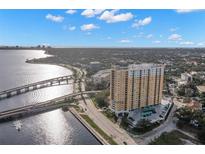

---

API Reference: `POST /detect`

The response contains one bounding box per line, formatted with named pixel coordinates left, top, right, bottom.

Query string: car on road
left=123, top=141, right=127, bottom=145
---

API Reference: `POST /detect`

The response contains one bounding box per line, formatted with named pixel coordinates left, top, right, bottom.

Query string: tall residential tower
left=110, top=64, right=165, bottom=114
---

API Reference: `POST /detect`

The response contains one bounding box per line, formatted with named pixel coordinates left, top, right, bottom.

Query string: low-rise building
left=176, top=72, right=193, bottom=86
left=190, top=71, right=197, bottom=75
left=127, top=98, right=173, bottom=126
left=186, top=100, right=202, bottom=111
left=177, top=80, right=188, bottom=86
left=168, top=83, right=176, bottom=95
left=181, top=72, right=192, bottom=83
left=197, top=85, right=205, bottom=94
left=91, top=69, right=110, bottom=84
left=89, top=61, right=102, bottom=70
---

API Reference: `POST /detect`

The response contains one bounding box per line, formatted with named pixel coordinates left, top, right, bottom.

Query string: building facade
left=110, top=64, right=165, bottom=114
left=181, top=72, right=192, bottom=83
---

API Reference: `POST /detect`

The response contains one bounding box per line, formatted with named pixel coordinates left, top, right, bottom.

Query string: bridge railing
left=0, top=90, right=102, bottom=117
left=0, top=75, right=73, bottom=94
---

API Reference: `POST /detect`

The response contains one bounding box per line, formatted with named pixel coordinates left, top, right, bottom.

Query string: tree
left=85, top=80, right=109, bottom=91
left=120, top=113, right=129, bottom=129
left=177, top=85, right=185, bottom=96
left=193, top=75, right=204, bottom=86
left=192, top=110, right=204, bottom=121
left=95, top=80, right=108, bottom=90
left=175, top=107, right=205, bottom=130
left=177, top=82, right=199, bottom=97
left=175, top=107, right=193, bottom=123
left=133, top=119, right=152, bottom=133
left=197, top=128, right=205, bottom=144
left=95, top=91, right=109, bottom=108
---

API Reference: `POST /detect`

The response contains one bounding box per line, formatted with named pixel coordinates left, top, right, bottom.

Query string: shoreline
left=26, top=55, right=109, bottom=145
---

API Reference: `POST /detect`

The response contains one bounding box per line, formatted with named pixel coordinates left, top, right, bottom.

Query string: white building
left=181, top=73, right=192, bottom=82
left=89, top=61, right=102, bottom=70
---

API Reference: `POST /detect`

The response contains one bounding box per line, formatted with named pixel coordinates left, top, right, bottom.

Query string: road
left=74, top=68, right=136, bottom=145
left=78, top=95, right=136, bottom=144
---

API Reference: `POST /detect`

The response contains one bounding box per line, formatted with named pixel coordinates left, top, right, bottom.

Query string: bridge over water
left=0, top=90, right=101, bottom=122
left=0, top=75, right=74, bottom=100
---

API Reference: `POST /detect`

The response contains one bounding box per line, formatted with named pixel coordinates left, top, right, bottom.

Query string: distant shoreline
left=1, top=47, right=205, bottom=50
left=25, top=51, right=105, bottom=145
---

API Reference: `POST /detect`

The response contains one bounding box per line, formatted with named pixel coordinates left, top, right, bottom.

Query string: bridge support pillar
left=6, top=92, right=11, bottom=98
left=0, top=94, right=3, bottom=100
left=25, top=87, right=29, bottom=92
left=16, top=89, right=21, bottom=95
left=33, top=85, right=37, bottom=90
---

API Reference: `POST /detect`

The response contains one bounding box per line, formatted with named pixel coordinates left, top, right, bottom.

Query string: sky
left=0, top=9, right=205, bottom=47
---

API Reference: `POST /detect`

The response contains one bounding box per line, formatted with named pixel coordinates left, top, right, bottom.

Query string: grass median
left=80, top=114, right=117, bottom=145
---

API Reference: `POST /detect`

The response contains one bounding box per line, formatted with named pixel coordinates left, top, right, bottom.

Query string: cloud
left=63, top=25, right=76, bottom=31
left=41, top=43, right=50, bottom=47
left=46, top=14, right=64, bottom=22
left=175, top=9, right=201, bottom=13
left=80, top=24, right=99, bottom=31
left=146, top=34, right=153, bottom=39
left=179, top=41, right=194, bottom=45
left=153, top=40, right=161, bottom=44
left=168, top=34, right=182, bottom=41
left=68, top=26, right=76, bottom=31
left=81, top=9, right=105, bottom=18
left=119, top=39, right=132, bottom=43
left=66, top=10, right=77, bottom=15
left=132, top=16, right=152, bottom=28
left=197, top=42, right=205, bottom=46
left=99, top=10, right=133, bottom=23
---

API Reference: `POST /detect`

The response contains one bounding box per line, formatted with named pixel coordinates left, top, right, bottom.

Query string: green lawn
left=90, top=97, right=99, bottom=109
left=80, top=114, right=117, bottom=145
left=149, top=130, right=197, bottom=145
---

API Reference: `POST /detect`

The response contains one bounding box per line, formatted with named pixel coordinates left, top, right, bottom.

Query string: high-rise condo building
left=110, top=64, right=165, bottom=114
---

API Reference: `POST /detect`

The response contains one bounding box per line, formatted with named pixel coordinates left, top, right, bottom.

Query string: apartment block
left=110, top=64, right=165, bottom=114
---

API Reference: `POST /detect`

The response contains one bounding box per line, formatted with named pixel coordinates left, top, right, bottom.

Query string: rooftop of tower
left=112, top=63, right=165, bottom=70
